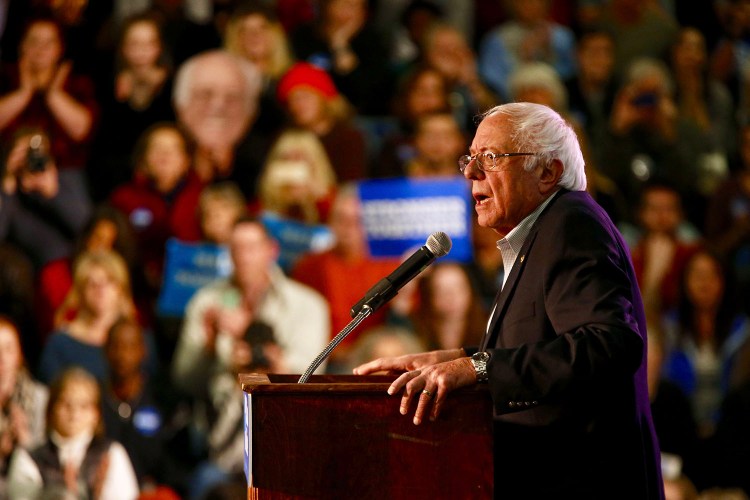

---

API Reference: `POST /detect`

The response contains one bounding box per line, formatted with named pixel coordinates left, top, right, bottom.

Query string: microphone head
left=425, top=232, right=452, bottom=257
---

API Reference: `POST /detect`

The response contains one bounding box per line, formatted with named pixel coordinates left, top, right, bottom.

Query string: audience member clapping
left=6, top=368, right=139, bottom=499
left=0, top=17, right=98, bottom=183
left=0, top=316, right=48, bottom=491
left=173, top=50, right=267, bottom=199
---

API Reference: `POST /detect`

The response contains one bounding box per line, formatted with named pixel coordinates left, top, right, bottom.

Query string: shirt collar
left=496, top=191, right=558, bottom=287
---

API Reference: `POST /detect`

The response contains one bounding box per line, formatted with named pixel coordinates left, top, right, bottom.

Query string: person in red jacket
left=292, top=185, right=400, bottom=371
left=109, top=122, right=204, bottom=293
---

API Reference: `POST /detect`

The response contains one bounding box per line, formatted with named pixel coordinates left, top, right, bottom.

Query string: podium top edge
left=238, top=372, right=398, bottom=393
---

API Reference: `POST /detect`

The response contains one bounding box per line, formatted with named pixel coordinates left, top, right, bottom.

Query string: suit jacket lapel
left=480, top=228, right=539, bottom=350
left=477, top=189, right=566, bottom=351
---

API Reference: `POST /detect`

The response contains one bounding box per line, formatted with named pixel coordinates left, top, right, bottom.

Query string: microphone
left=350, top=232, right=452, bottom=317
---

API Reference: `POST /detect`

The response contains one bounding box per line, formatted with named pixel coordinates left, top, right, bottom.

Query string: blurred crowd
left=1, top=0, right=750, bottom=498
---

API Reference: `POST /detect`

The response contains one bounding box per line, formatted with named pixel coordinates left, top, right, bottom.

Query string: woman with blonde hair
left=38, top=251, right=137, bottom=384
left=224, top=2, right=293, bottom=134
left=258, top=129, right=337, bottom=223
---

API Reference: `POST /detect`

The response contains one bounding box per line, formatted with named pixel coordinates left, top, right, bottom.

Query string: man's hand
left=389, top=357, right=476, bottom=425
left=352, top=348, right=463, bottom=376
left=353, top=348, right=473, bottom=425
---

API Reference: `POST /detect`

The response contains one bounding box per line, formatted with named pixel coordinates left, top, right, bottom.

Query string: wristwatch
left=470, top=351, right=490, bottom=383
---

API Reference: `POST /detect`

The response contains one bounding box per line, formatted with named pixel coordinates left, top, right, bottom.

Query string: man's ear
left=538, top=159, right=564, bottom=194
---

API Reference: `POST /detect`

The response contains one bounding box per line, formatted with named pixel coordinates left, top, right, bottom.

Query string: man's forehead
left=471, top=115, right=511, bottom=150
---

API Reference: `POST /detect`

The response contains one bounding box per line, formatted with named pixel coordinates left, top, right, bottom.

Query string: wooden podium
left=240, top=373, right=493, bottom=499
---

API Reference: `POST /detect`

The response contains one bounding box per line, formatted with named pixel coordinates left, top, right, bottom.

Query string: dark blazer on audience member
left=473, top=189, right=663, bottom=498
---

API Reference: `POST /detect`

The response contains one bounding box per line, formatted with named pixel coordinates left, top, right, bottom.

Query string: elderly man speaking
left=355, top=102, right=663, bottom=499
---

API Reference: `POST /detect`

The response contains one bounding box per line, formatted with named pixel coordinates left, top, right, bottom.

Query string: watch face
left=472, top=351, right=490, bottom=362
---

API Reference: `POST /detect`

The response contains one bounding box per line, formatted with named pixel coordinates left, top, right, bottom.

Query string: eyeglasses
left=458, top=152, right=537, bottom=173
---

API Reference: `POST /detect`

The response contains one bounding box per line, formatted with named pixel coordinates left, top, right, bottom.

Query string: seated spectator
left=172, top=216, right=330, bottom=398
left=403, top=112, right=466, bottom=178
left=508, top=61, right=628, bottom=225
left=0, top=129, right=92, bottom=269
left=374, top=65, right=452, bottom=178
left=190, top=320, right=284, bottom=499
left=277, top=62, right=367, bottom=182
left=596, top=0, right=679, bottom=76
left=564, top=27, right=618, bottom=166
left=706, top=124, right=750, bottom=312
left=342, top=325, right=426, bottom=374
left=102, top=317, right=187, bottom=496
left=419, top=22, right=497, bottom=132
left=0, top=244, right=38, bottom=366
left=38, top=250, right=140, bottom=385
left=110, top=123, right=204, bottom=293
left=90, top=12, right=176, bottom=201
left=710, top=379, right=750, bottom=495
left=601, top=57, right=723, bottom=227
left=36, top=205, right=140, bottom=342
left=6, top=368, right=139, bottom=499
left=409, top=262, right=486, bottom=351
left=292, top=186, right=399, bottom=371
left=172, top=50, right=269, bottom=200
left=629, top=181, right=701, bottom=317
left=478, top=0, right=576, bottom=102
left=646, top=319, right=700, bottom=488
left=669, top=27, right=736, bottom=162
left=662, top=248, right=750, bottom=438
left=258, top=128, right=337, bottom=224
left=289, top=0, right=392, bottom=116
left=710, top=0, right=750, bottom=127
left=0, top=316, right=48, bottom=492
left=223, top=1, right=293, bottom=134
left=0, top=17, right=98, bottom=202
left=198, top=182, right=249, bottom=246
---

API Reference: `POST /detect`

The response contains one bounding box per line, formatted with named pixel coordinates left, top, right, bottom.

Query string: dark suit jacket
left=474, top=190, right=663, bottom=498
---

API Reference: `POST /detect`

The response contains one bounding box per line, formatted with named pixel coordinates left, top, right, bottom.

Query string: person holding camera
left=0, top=17, right=98, bottom=209
left=0, top=130, right=92, bottom=269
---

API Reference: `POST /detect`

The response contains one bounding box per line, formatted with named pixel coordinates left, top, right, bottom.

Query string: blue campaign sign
left=157, top=239, right=233, bottom=316
left=260, top=212, right=334, bottom=272
left=357, top=176, right=473, bottom=262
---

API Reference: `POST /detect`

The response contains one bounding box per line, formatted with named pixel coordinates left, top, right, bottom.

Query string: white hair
left=482, top=102, right=587, bottom=191
left=508, top=62, right=568, bottom=111
left=172, top=50, right=262, bottom=114
left=625, top=57, right=674, bottom=95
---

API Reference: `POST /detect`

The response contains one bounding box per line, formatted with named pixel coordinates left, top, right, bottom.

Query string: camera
left=244, top=320, right=276, bottom=369
left=26, top=134, right=49, bottom=172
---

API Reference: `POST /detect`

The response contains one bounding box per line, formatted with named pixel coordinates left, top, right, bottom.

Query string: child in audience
left=6, top=368, right=139, bottom=499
